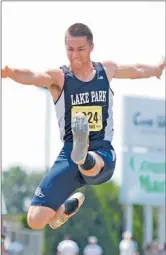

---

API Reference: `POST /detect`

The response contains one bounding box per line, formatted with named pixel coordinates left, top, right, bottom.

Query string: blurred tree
left=133, top=204, right=144, bottom=253
left=2, top=166, right=44, bottom=214
left=2, top=167, right=28, bottom=213
left=26, top=171, right=45, bottom=197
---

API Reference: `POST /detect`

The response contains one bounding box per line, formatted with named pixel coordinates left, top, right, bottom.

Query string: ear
left=90, top=43, right=94, bottom=52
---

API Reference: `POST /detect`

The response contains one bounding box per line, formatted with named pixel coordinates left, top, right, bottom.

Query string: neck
left=70, top=61, right=94, bottom=76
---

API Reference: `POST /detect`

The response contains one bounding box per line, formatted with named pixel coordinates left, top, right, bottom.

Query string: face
left=123, top=232, right=132, bottom=240
left=65, top=34, right=94, bottom=69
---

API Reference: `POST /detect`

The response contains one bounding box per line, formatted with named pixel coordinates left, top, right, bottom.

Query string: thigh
left=82, top=148, right=116, bottom=185
left=31, top=149, right=85, bottom=211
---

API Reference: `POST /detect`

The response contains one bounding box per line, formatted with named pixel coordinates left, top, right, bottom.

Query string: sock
left=80, top=153, right=96, bottom=170
left=64, top=198, right=78, bottom=215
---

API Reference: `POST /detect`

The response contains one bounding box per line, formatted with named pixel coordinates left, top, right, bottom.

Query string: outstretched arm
left=104, top=58, right=165, bottom=80
left=1, top=66, right=56, bottom=88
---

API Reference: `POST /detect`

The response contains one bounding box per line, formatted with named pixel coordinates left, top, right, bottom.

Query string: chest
left=64, top=74, right=109, bottom=106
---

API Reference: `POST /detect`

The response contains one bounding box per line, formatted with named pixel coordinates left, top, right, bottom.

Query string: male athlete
left=2, top=23, right=165, bottom=230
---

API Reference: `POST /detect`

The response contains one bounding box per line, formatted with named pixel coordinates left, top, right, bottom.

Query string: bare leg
left=27, top=192, right=84, bottom=230
left=79, top=151, right=104, bottom=176
left=27, top=204, right=64, bottom=230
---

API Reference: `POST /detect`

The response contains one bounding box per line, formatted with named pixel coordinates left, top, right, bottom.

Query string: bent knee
left=27, top=206, right=55, bottom=230
left=27, top=214, right=45, bottom=230
left=89, top=151, right=104, bottom=168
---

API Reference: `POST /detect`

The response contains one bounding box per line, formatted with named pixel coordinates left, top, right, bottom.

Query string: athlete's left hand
left=156, top=57, right=166, bottom=79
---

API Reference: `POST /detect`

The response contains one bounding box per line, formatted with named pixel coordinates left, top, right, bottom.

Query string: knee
left=27, top=214, right=45, bottom=230
left=27, top=205, right=56, bottom=230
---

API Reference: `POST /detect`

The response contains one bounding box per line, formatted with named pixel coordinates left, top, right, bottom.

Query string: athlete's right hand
left=1, top=66, right=10, bottom=78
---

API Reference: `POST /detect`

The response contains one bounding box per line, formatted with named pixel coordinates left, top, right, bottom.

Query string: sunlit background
left=2, top=1, right=165, bottom=181
left=2, top=2, right=165, bottom=255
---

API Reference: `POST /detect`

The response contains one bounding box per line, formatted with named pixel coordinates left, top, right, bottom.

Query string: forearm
left=7, top=67, right=36, bottom=85
left=113, top=60, right=164, bottom=79
left=136, top=64, right=160, bottom=78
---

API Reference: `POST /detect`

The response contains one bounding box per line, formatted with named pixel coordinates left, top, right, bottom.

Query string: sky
left=2, top=1, right=165, bottom=183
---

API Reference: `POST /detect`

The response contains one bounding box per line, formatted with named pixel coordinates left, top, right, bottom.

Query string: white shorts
left=2, top=194, right=7, bottom=215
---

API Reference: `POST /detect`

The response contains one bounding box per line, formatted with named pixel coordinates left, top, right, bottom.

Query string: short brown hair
left=65, top=23, right=93, bottom=44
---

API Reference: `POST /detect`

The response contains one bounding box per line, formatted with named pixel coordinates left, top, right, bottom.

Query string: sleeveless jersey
left=54, top=62, right=114, bottom=147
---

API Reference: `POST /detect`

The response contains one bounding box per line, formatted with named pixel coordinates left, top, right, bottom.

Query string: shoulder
left=97, top=244, right=103, bottom=250
left=102, top=60, right=118, bottom=74
left=102, top=60, right=117, bottom=69
left=57, top=240, right=65, bottom=250
left=101, top=60, right=118, bottom=81
left=70, top=240, right=79, bottom=249
left=46, top=68, right=64, bottom=87
left=58, top=240, right=79, bottom=247
left=83, top=245, right=89, bottom=253
left=119, top=240, right=125, bottom=247
left=95, top=244, right=103, bottom=253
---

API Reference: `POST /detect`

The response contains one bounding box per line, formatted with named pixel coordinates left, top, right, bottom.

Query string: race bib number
left=71, top=106, right=102, bottom=131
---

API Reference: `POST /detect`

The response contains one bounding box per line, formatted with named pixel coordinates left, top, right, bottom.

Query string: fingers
left=159, top=57, right=166, bottom=70
left=156, top=57, right=166, bottom=80
left=1, top=66, right=9, bottom=78
left=1, top=69, right=7, bottom=78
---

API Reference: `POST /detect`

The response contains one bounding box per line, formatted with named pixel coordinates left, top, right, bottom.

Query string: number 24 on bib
left=71, top=106, right=103, bottom=132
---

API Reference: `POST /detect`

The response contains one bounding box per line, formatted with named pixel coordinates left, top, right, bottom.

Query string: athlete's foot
left=49, top=192, right=85, bottom=229
left=71, top=112, right=89, bottom=165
